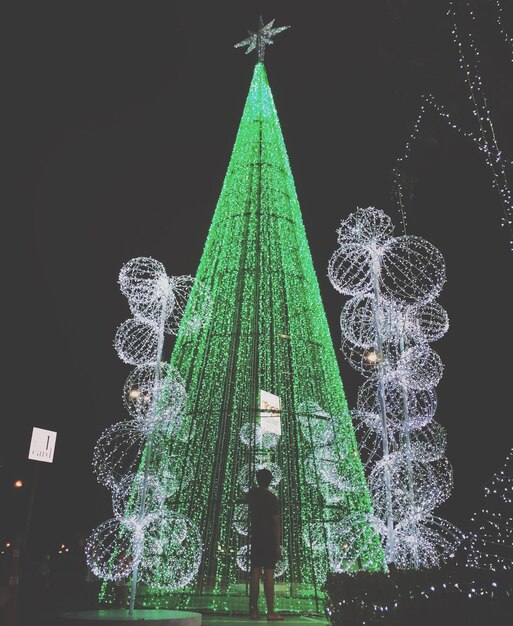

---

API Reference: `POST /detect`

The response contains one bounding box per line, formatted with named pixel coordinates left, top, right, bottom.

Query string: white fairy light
left=411, top=302, right=449, bottom=343
left=327, top=242, right=378, bottom=297
left=357, top=378, right=438, bottom=433
left=330, top=207, right=460, bottom=569
left=392, top=3, right=513, bottom=250
left=463, top=448, right=513, bottom=572
left=337, top=207, right=395, bottom=247
left=490, top=0, right=513, bottom=61
left=233, top=504, right=249, bottom=536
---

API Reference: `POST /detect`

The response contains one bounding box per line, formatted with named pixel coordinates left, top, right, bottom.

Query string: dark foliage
left=324, top=566, right=513, bottom=626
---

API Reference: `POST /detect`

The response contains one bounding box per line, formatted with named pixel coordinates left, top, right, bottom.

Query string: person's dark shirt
left=248, top=486, right=280, bottom=538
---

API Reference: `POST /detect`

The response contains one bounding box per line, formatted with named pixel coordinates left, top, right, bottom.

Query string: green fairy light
left=143, top=62, right=385, bottom=611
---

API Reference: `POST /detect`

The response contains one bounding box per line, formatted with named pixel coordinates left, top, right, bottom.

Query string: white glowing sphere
left=139, top=512, right=202, bottom=590
left=114, top=318, right=160, bottom=366
left=93, top=420, right=147, bottom=490
left=369, top=455, right=453, bottom=522
left=357, top=378, right=438, bottom=432
left=409, top=421, right=447, bottom=462
left=119, top=257, right=175, bottom=325
left=239, top=422, right=279, bottom=449
left=326, top=513, right=382, bottom=573
left=411, top=301, right=449, bottom=343
left=337, top=207, right=394, bottom=247
left=233, top=504, right=249, bottom=536
left=123, top=364, right=187, bottom=432
left=112, top=473, right=165, bottom=529
left=85, top=518, right=142, bottom=581
left=304, top=448, right=347, bottom=489
left=340, top=294, right=377, bottom=348
left=396, top=344, right=444, bottom=390
left=328, top=243, right=374, bottom=297
left=380, top=236, right=446, bottom=305
left=392, top=515, right=462, bottom=569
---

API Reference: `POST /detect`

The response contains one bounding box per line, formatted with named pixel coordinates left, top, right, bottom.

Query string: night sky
left=4, top=0, right=513, bottom=556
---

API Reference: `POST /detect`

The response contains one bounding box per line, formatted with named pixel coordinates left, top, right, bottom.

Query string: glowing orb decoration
left=118, top=257, right=175, bottom=326
left=123, top=364, right=187, bottom=421
left=139, top=513, right=202, bottom=590
left=93, top=421, right=147, bottom=490
left=369, top=455, right=453, bottom=524
left=304, top=448, right=346, bottom=489
left=380, top=236, right=446, bottom=305
left=85, top=518, right=141, bottom=581
left=159, top=455, right=193, bottom=498
left=340, top=294, right=378, bottom=348
left=382, top=382, right=438, bottom=431
left=337, top=207, right=394, bottom=247
left=327, top=513, right=382, bottom=573
left=297, top=401, right=334, bottom=446
left=165, top=275, right=212, bottom=336
left=391, top=515, right=463, bottom=570
left=409, top=421, right=447, bottom=462
left=411, top=301, right=449, bottom=343
left=239, top=422, right=279, bottom=449
left=238, top=461, right=282, bottom=492
left=114, top=319, right=160, bottom=366
left=331, top=207, right=459, bottom=569
left=396, top=344, right=444, bottom=390
left=328, top=243, right=374, bottom=297
left=112, top=473, right=165, bottom=529
left=297, top=404, right=346, bottom=452
left=357, top=378, right=437, bottom=432
left=233, top=504, right=249, bottom=536
left=236, top=545, right=288, bottom=577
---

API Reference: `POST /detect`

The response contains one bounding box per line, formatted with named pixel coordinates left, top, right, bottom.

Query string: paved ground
left=201, top=617, right=328, bottom=625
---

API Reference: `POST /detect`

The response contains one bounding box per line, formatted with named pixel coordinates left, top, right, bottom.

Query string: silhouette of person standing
left=247, top=468, right=284, bottom=621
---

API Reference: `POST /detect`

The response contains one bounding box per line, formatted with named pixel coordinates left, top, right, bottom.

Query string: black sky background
left=3, top=0, right=513, bottom=555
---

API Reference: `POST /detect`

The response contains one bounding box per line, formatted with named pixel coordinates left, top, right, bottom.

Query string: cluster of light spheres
left=86, top=257, right=211, bottom=591
left=329, top=207, right=461, bottom=569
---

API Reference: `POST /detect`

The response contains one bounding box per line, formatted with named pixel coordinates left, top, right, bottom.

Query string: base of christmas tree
left=60, top=609, right=202, bottom=626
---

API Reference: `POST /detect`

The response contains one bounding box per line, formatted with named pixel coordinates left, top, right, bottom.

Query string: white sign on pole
left=28, top=427, right=57, bottom=463
left=260, top=390, right=281, bottom=435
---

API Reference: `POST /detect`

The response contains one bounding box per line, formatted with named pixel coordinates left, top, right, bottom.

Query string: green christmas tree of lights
left=147, top=39, right=385, bottom=612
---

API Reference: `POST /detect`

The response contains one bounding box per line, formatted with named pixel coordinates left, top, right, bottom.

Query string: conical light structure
left=156, top=62, right=385, bottom=610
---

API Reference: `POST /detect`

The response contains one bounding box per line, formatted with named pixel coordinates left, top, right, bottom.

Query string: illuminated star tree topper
left=234, top=16, right=290, bottom=62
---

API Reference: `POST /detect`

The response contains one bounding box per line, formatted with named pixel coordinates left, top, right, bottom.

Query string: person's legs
left=263, top=568, right=283, bottom=620
left=249, top=566, right=261, bottom=617
left=263, top=567, right=274, bottom=613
